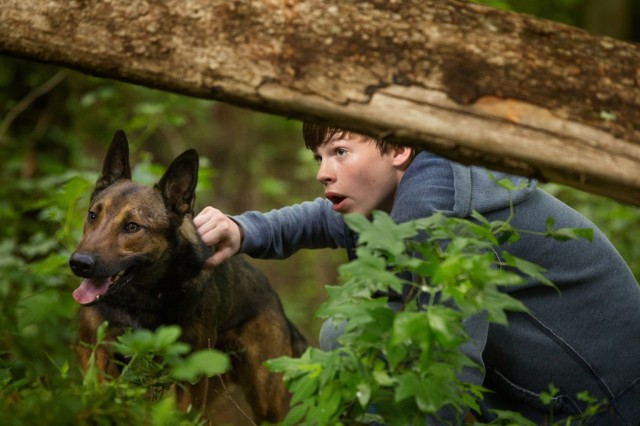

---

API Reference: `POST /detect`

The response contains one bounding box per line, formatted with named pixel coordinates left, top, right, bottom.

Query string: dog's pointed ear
left=157, top=149, right=199, bottom=217
left=93, top=130, right=132, bottom=197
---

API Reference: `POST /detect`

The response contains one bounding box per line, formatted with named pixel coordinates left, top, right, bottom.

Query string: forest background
left=1, top=0, right=640, bottom=424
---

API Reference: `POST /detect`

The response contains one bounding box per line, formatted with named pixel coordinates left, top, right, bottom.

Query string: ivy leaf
left=344, top=211, right=418, bottom=257
left=337, top=250, right=405, bottom=296
left=502, top=252, right=556, bottom=290
left=395, top=369, right=457, bottom=414
left=426, top=307, right=466, bottom=347
left=395, top=371, right=425, bottom=406
left=481, top=289, right=528, bottom=325
left=487, top=170, right=529, bottom=191
left=391, top=312, right=431, bottom=350
left=545, top=218, right=594, bottom=242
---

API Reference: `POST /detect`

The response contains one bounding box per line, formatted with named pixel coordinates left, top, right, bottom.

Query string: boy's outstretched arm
left=194, top=206, right=243, bottom=268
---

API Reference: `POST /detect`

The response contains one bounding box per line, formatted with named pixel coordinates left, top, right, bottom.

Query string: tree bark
left=1, top=0, right=639, bottom=205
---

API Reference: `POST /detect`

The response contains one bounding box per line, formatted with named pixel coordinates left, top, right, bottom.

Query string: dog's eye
left=124, top=222, right=141, bottom=233
left=87, top=211, right=97, bottom=222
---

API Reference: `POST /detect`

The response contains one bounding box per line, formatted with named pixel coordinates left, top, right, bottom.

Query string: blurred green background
left=0, top=0, right=638, bottom=423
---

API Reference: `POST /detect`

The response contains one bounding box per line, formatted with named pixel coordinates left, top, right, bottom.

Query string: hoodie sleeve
left=232, top=197, right=346, bottom=259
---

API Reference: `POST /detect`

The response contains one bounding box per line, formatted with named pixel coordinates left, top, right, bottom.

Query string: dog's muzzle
left=69, top=252, right=96, bottom=278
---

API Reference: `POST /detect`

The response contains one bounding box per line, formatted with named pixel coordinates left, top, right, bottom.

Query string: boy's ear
left=93, top=130, right=132, bottom=199
left=391, top=146, right=414, bottom=169
left=156, top=149, right=199, bottom=217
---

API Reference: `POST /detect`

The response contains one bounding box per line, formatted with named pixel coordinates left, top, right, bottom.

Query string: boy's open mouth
left=326, top=193, right=346, bottom=206
left=326, top=193, right=348, bottom=212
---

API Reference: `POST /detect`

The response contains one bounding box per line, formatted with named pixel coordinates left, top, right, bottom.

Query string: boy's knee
left=318, top=318, right=347, bottom=351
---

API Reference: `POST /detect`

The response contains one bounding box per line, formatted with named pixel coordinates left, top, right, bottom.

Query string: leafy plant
left=0, top=322, right=229, bottom=426
left=111, top=324, right=230, bottom=390
left=268, top=209, right=595, bottom=425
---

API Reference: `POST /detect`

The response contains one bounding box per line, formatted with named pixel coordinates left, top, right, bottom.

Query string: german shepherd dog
left=69, top=130, right=307, bottom=423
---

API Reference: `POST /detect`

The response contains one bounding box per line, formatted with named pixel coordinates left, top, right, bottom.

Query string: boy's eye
left=335, top=148, right=347, bottom=156
left=124, top=222, right=141, bottom=233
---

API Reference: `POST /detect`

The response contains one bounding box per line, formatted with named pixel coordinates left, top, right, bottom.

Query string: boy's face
left=313, top=134, right=410, bottom=216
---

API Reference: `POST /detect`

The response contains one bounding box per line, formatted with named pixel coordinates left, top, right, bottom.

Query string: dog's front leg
left=77, top=307, right=121, bottom=380
left=78, top=341, right=120, bottom=381
left=176, top=379, right=209, bottom=412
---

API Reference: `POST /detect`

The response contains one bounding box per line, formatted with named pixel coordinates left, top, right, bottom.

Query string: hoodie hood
left=451, top=164, right=537, bottom=217
left=390, top=151, right=537, bottom=223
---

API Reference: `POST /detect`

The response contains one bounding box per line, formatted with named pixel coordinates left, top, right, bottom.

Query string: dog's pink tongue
left=72, top=278, right=111, bottom=304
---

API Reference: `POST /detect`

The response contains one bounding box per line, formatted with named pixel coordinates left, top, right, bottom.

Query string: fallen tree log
left=1, top=0, right=639, bottom=204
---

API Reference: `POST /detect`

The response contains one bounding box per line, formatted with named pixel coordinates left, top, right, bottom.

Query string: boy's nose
left=316, top=163, right=334, bottom=185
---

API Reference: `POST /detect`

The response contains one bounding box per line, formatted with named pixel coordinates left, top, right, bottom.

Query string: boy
left=194, top=123, right=640, bottom=424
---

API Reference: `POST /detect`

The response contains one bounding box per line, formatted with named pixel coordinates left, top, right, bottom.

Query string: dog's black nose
left=69, top=253, right=95, bottom=277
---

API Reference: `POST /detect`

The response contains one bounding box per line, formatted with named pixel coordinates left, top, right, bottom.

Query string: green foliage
left=268, top=210, right=601, bottom=425
left=0, top=322, right=227, bottom=426
left=544, top=183, right=640, bottom=277
left=0, top=168, right=92, bottom=388
left=111, top=325, right=229, bottom=386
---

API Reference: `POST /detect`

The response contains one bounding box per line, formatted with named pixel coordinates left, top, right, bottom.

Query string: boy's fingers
left=203, top=247, right=232, bottom=269
left=193, top=215, right=205, bottom=227
left=194, top=206, right=219, bottom=228
left=194, top=207, right=241, bottom=267
left=203, top=256, right=217, bottom=269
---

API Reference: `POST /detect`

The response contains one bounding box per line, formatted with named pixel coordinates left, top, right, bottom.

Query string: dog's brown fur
left=70, top=130, right=307, bottom=423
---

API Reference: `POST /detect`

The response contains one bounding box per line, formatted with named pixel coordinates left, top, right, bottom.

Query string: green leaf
left=344, top=211, right=418, bottom=257
left=152, top=326, right=183, bottom=350
left=539, top=383, right=559, bottom=405
left=426, top=307, right=466, bottom=347
left=372, top=369, right=395, bottom=387
left=502, top=252, right=556, bottom=289
left=149, top=398, right=183, bottom=426
left=391, top=312, right=431, bottom=349
left=171, top=349, right=229, bottom=383
left=114, top=329, right=155, bottom=355
left=316, top=382, right=343, bottom=423
left=491, top=409, right=539, bottom=426
left=83, top=322, right=110, bottom=387
left=0, top=368, right=11, bottom=387
left=487, top=170, right=529, bottom=191
left=356, top=383, right=372, bottom=407
left=395, top=370, right=453, bottom=414
left=545, top=218, right=594, bottom=242
left=282, top=403, right=308, bottom=426
left=481, top=289, right=528, bottom=325
left=288, top=371, right=320, bottom=406
left=395, top=371, right=422, bottom=404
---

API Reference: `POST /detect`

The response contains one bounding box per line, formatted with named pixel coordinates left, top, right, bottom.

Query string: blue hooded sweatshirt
left=233, top=151, right=640, bottom=424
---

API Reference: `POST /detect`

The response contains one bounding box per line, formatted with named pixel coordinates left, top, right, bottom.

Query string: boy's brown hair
left=302, top=122, right=398, bottom=154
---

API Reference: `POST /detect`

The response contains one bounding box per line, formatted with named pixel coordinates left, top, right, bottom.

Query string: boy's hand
left=194, top=206, right=243, bottom=268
